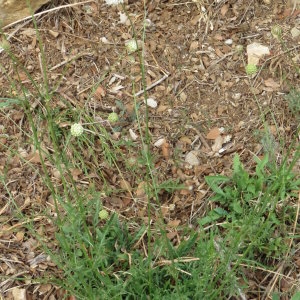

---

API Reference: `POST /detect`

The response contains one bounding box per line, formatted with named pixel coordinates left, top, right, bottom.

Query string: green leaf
left=176, top=231, right=198, bottom=256
left=291, top=291, right=300, bottom=300
left=233, top=153, right=243, bottom=175
left=205, top=175, right=230, bottom=196
left=232, top=201, right=243, bottom=214
left=0, top=98, right=22, bottom=108
left=246, top=184, right=257, bottom=195
left=272, top=293, right=280, bottom=300
left=198, top=208, right=228, bottom=226
left=254, top=154, right=269, bottom=175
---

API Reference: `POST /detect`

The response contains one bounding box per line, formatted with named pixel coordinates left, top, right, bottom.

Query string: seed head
left=271, top=25, right=282, bottom=39
left=70, top=123, right=84, bottom=137
left=99, top=209, right=109, bottom=220
left=245, top=64, right=258, bottom=76
left=107, top=112, right=119, bottom=123
left=125, top=40, right=138, bottom=54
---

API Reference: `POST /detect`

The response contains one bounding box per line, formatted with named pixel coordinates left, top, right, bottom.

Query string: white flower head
left=125, top=39, right=138, bottom=54
left=71, top=123, right=84, bottom=137
left=104, top=0, right=124, bottom=5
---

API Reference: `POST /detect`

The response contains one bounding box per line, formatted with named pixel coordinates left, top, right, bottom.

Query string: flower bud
left=245, top=64, right=258, bottom=75
left=70, top=123, right=84, bottom=137
left=99, top=209, right=109, bottom=220
left=125, top=40, right=138, bottom=54
left=107, top=112, right=119, bottom=123
left=271, top=25, right=282, bottom=39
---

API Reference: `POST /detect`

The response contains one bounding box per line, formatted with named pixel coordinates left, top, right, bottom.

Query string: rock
left=246, top=42, right=270, bottom=65
left=0, top=0, right=50, bottom=27
left=185, top=151, right=200, bottom=166
left=291, top=27, right=300, bottom=39
left=145, top=98, right=158, bottom=108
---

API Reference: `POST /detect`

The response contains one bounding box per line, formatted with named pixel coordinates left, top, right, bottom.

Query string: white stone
left=247, top=42, right=270, bottom=65
left=291, top=27, right=300, bottom=39
left=145, top=98, right=157, bottom=108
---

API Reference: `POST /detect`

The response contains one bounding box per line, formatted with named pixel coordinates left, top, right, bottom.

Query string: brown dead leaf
left=264, top=78, right=280, bottom=90
left=180, top=188, right=192, bottom=195
left=13, top=72, right=27, bottom=81
left=221, top=4, right=229, bottom=16
left=119, top=179, right=132, bottom=191
left=294, top=257, right=300, bottom=267
left=161, top=206, right=169, bottom=217
left=107, top=196, right=124, bottom=208
left=26, top=150, right=42, bottom=164
left=94, top=85, right=106, bottom=100
left=15, top=231, right=25, bottom=242
left=161, top=142, right=171, bottom=159
left=280, top=277, right=293, bottom=292
left=21, top=28, right=36, bottom=37
left=157, top=105, right=168, bottom=113
left=179, top=136, right=192, bottom=145
left=190, top=41, right=198, bottom=51
left=190, top=14, right=201, bottom=26
left=38, top=284, right=52, bottom=295
left=215, top=48, right=224, bottom=58
left=269, top=125, right=277, bottom=135
left=166, top=231, right=177, bottom=240
left=70, top=168, right=82, bottom=181
left=206, top=127, right=220, bottom=140
left=217, top=105, right=227, bottom=116
left=136, top=181, right=147, bottom=198
left=213, top=34, right=224, bottom=41
left=167, top=220, right=181, bottom=227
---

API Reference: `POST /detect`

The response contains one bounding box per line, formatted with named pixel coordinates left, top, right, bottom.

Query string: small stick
left=208, top=51, right=235, bottom=68
left=186, top=125, right=210, bottom=150
left=50, top=52, right=93, bottom=71
left=134, top=73, right=169, bottom=97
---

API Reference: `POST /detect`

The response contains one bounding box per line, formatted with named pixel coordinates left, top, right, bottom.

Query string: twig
left=0, top=216, right=44, bottom=235
left=2, top=0, right=96, bottom=30
left=49, top=52, right=93, bottom=71
left=208, top=51, right=235, bottom=68
left=185, top=125, right=211, bottom=150
left=134, top=73, right=169, bottom=97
